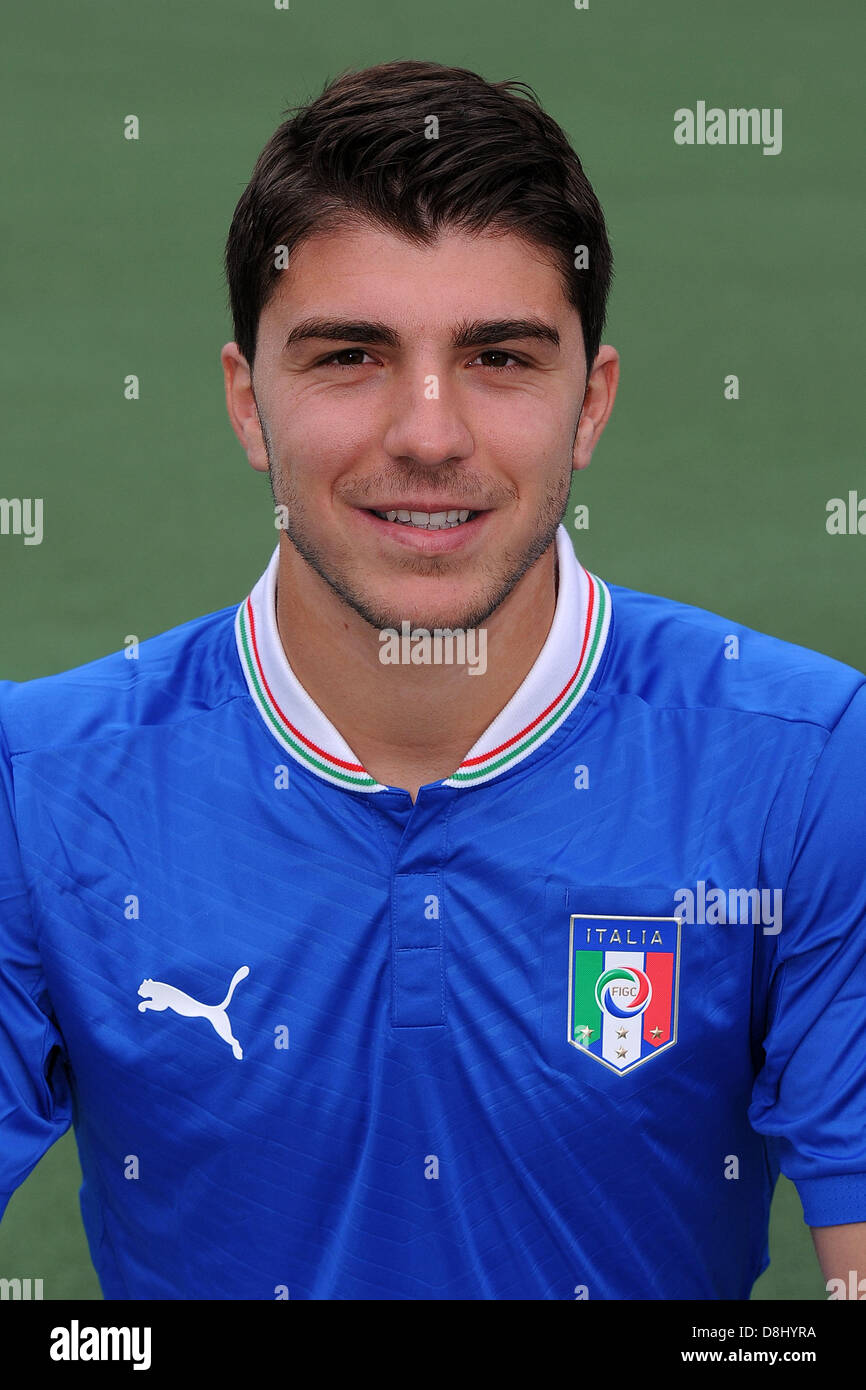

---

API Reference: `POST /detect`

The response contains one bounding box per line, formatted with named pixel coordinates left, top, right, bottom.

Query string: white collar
left=235, top=524, right=611, bottom=792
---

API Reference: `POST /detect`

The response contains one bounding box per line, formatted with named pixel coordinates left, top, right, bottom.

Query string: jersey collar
left=235, top=524, right=611, bottom=793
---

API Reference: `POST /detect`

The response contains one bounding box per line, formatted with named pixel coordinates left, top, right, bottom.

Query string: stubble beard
left=264, top=435, right=573, bottom=633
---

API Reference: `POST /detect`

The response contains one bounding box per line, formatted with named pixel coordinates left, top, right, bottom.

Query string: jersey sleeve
left=0, top=700, right=72, bottom=1221
left=748, top=681, right=866, bottom=1226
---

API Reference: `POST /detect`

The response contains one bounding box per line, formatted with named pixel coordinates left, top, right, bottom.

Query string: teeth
left=373, top=508, right=477, bottom=530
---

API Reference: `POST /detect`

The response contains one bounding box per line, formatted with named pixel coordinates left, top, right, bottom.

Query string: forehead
left=261, top=220, right=576, bottom=331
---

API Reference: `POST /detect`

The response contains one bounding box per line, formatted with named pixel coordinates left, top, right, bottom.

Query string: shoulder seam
left=594, top=684, right=866, bottom=735
left=782, top=679, right=866, bottom=885
left=6, top=691, right=251, bottom=762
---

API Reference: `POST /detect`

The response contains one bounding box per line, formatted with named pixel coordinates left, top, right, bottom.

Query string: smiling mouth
left=369, top=508, right=480, bottom=531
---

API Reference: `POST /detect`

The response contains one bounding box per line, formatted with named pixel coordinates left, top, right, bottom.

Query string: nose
left=382, top=372, right=475, bottom=469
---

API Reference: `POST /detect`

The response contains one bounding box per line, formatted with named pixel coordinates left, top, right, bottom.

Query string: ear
left=573, top=345, right=620, bottom=474
left=221, top=342, right=270, bottom=475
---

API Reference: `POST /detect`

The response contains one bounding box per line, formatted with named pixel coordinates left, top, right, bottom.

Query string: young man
left=1, top=60, right=864, bottom=1301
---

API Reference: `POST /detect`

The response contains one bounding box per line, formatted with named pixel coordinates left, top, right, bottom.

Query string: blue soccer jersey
left=1, top=525, right=865, bottom=1299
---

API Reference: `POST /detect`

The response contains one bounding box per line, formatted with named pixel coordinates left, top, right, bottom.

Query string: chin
left=375, top=612, right=475, bottom=635
left=367, top=592, right=489, bottom=634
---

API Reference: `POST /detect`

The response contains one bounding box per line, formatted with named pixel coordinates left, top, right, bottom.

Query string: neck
left=275, top=538, right=559, bottom=800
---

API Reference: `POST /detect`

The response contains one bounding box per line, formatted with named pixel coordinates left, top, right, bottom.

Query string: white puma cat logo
left=137, top=966, right=250, bottom=1060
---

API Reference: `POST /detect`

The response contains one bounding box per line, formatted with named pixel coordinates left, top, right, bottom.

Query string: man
left=1, top=59, right=864, bottom=1300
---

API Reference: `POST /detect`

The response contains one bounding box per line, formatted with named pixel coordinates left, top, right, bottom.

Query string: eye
left=319, top=348, right=376, bottom=368
left=469, top=350, right=525, bottom=372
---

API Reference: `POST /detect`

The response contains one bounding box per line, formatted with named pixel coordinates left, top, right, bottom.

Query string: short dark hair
left=224, top=60, right=613, bottom=379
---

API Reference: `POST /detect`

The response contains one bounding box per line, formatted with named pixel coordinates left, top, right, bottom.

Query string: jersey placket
left=385, top=788, right=451, bottom=1028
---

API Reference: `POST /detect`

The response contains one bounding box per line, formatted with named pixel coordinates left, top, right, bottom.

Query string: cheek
left=475, top=391, right=569, bottom=454
left=478, top=413, right=572, bottom=499
left=277, top=398, right=374, bottom=477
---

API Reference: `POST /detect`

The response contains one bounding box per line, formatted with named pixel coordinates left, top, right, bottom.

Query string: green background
left=0, top=0, right=861, bottom=1300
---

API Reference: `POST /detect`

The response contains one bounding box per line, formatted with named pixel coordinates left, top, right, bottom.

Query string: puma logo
left=137, top=966, right=250, bottom=1059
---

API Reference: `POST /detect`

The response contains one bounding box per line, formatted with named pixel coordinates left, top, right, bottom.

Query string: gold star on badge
left=616, top=1027, right=628, bottom=1038
left=575, top=1025, right=594, bottom=1044
left=651, top=1026, right=663, bottom=1039
left=616, top=1046, right=628, bottom=1059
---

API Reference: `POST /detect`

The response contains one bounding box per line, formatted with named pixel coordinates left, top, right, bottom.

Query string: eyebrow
left=283, top=316, right=560, bottom=352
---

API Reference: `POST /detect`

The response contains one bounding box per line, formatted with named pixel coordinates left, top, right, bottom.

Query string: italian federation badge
left=568, top=914, right=681, bottom=1075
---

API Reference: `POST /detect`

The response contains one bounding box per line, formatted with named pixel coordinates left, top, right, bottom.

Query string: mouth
left=356, top=503, right=491, bottom=553
left=367, top=507, right=480, bottom=531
